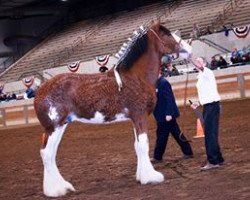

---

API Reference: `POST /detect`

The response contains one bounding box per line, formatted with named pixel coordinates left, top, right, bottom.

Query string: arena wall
left=1, top=64, right=250, bottom=129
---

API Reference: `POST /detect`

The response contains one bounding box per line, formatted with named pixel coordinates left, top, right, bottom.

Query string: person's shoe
left=200, top=163, right=220, bottom=171
left=150, top=158, right=163, bottom=164
left=219, top=161, right=224, bottom=166
left=183, top=154, right=194, bottom=159
left=218, top=158, right=225, bottom=165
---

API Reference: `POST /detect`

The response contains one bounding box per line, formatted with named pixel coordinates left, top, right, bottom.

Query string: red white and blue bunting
left=67, top=61, right=80, bottom=73
left=96, top=55, right=110, bottom=66
left=95, top=55, right=110, bottom=73
left=22, top=76, right=34, bottom=88
left=233, top=26, right=250, bottom=38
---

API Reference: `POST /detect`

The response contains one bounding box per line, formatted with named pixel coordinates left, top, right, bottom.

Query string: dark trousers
left=154, top=118, right=193, bottom=160
left=203, top=102, right=224, bottom=165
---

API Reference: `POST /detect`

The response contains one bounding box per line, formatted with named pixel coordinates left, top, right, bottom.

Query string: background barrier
left=0, top=65, right=249, bottom=129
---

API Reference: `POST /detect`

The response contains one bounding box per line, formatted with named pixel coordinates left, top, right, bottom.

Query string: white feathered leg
left=40, top=124, right=75, bottom=197
left=133, top=129, right=141, bottom=181
left=134, top=132, right=164, bottom=184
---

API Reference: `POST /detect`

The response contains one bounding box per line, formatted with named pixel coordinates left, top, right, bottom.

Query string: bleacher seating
left=0, top=17, right=111, bottom=82
left=223, top=0, right=250, bottom=27
left=162, top=0, right=230, bottom=38
left=1, top=0, right=249, bottom=83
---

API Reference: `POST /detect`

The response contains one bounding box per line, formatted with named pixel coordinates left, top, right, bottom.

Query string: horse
left=34, top=21, right=182, bottom=197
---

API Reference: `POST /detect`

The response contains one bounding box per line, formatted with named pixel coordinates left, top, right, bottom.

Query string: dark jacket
left=153, top=76, right=180, bottom=122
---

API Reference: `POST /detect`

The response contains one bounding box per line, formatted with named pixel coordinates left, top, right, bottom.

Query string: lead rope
left=178, top=59, right=192, bottom=142
left=149, top=28, right=168, bottom=50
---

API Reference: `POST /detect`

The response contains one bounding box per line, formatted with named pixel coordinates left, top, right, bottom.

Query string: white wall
left=192, top=29, right=250, bottom=62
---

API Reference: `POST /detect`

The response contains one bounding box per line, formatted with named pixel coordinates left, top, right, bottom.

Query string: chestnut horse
left=34, top=21, right=181, bottom=197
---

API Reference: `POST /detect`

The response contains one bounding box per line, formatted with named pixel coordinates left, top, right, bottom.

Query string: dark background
left=0, top=0, right=165, bottom=62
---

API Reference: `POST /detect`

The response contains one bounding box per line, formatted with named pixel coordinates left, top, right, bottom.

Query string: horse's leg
left=133, top=117, right=164, bottom=184
left=133, top=128, right=141, bottom=181
left=40, top=124, right=75, bottom=197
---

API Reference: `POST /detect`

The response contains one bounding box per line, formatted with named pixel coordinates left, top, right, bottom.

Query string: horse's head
left=148, top=21, right=180, bottom=57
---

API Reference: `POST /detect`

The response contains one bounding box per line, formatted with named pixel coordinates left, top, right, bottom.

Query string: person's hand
left=190, top=101, right=200, bottom=109
left=166, top=115, right=172, bottom=121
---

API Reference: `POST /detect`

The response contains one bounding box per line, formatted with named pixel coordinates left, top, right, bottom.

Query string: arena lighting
left=61, top=0, right=68, bottom=2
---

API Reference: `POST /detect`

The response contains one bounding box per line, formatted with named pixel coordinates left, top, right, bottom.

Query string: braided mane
left=115, top=24, right=172, bottom=71
left=115, top=26, right=148, bottom=70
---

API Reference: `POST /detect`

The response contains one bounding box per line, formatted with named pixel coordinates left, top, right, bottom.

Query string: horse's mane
left=116, top=26, right=148, bottom=70
left=115, top=24, right=172, bottom=71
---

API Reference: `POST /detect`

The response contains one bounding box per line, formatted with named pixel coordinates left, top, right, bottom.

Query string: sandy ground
left=0, top=98, right=250, bottom=200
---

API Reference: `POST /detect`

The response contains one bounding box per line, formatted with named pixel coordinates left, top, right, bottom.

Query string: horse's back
left=35, top=72, right=111, bottom=101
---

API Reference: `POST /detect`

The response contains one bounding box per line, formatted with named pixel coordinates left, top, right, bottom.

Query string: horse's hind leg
left=40, top=124, right=75, bottom=197
left=133, top=126, right=164, bottom=184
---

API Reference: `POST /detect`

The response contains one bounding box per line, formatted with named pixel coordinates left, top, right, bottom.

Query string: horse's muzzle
left=172, top=33, right=192, bottom=59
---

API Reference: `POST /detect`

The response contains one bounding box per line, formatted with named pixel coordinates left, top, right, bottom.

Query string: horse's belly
left=67, top=111, right=130, bottom=124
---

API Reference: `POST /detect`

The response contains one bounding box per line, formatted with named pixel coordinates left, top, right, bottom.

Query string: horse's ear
left=150, top=19, right=160, bottom=30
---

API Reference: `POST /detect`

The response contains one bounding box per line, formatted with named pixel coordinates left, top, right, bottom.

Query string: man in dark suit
left=152, top=55, right=193, bottom=163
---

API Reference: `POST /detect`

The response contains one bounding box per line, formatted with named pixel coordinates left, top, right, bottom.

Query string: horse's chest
left=123, top=83, right=156, bottom=111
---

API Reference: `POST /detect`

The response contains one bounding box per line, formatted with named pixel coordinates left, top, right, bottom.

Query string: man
left=151, top=55, right=193, bottom=163
left=190, top=57, right=224, bottom=171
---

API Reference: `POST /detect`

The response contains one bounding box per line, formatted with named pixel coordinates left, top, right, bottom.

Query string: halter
left=150, top=28, right=180, bottom=59
left=113, top=28, right=177, bottom=91
left=149, top=29, right=167, bottom=49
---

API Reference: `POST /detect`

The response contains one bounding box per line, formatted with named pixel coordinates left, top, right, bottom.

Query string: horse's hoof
left=65, top=181, right=76, bottom=192
left=44, top=181, right=76, bottom=197
left=140, top=171, right=164, bottom=184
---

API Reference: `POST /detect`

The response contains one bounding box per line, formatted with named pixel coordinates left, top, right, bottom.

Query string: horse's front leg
left=132, top=115, right=164, bottom=184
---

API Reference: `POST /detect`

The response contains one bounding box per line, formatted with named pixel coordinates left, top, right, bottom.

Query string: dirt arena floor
left=0, top=98, right=250, bottom=200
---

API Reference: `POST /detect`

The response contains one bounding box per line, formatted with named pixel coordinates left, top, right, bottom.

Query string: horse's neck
left=129, top=51, right=161, bottom=86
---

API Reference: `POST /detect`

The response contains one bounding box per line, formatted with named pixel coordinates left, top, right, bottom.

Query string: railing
left=0, top=104, right=38, bottom=128
left=199, top=38, right=231, bottom=53
left=0, top=65, right=249, bottom=129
